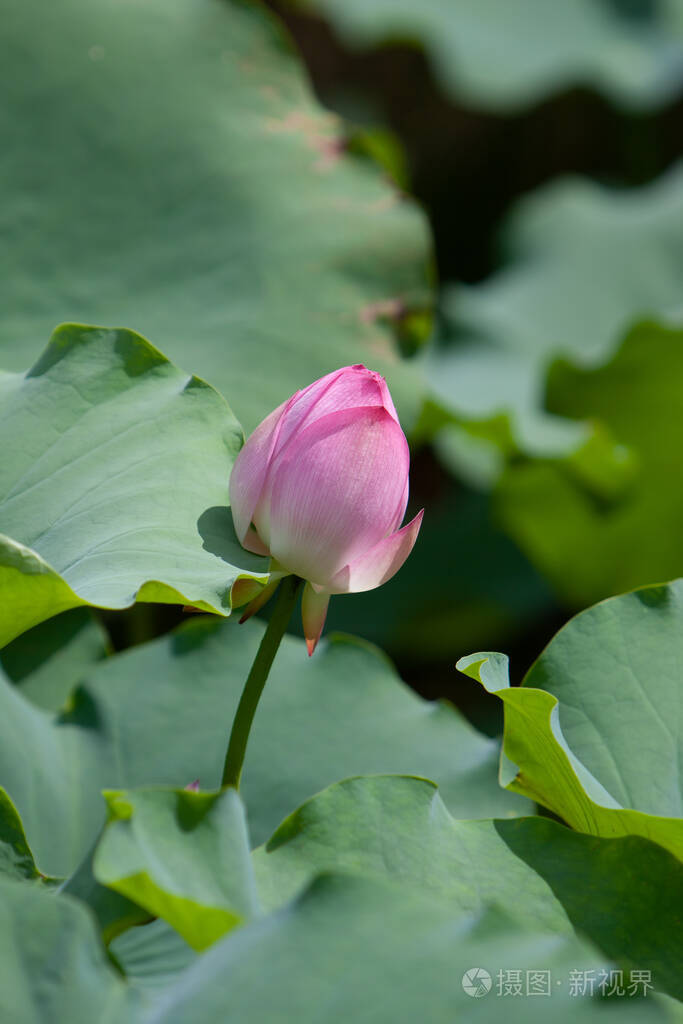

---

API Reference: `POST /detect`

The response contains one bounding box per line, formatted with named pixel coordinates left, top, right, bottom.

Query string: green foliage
left=1, top=0, right=681, bottom=1014
left=294, top=0, right=683, bottom=111
left=426, top=169, right=683, bottom=612
left=110, top=920, right=197, bottom=1005
left=458, top=579, right=683, bottom=859
left=498, top=321, right=683, bottom=605
left=254, top=775, right=683, bottom=998
left=0, top=876, right=138, bottom=1022
left=62, top=835, right=152, bottom=946
left=0, top=325, right=268, bottom=647
left=136, top=877, right=668, bottom=1023
left=94, top=787, right=257, bottom=951
left=427, top=169, right=683, bottom=467
left=0, top=614, right=524, bottom=879
left=0, top=0, right=431, bottom=434
left=0, top=788, right=41, bottom=883
left=2, top=563, right=680, bottom=1012
left=1, top=871, right=671, bottom=1022
left=0, top=609, right=108, bottom=711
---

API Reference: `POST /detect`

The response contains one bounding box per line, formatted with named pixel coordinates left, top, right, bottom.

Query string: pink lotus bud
left=229, top=365, right=423, bottom=654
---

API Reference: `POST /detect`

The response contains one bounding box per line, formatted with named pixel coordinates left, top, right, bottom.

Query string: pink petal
left=240, top=527, right=271, bottom=557
left=374, top=371, right=400, bottom=425
left=391, top=474, right=410, bottom=534
left=272, top=365, right=400, bottom=463
left=269, top=369, right=347, bottom=456
left=267, top=407, right=410, bottom=587
left=301, top=583, right=330, bottom=656
left=328, top=509, right=424, bottom=594
left=297, top=365, right=400, bottom=425
left=229, top=400, right=288, bottom=550
left=232, top=366, right=401, bottom=558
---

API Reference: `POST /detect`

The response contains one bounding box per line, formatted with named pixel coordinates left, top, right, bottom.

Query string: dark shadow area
left=100, top=604, right=187, bottom=654
left=0, top=608, right=101, bottom=683
left=175, top=789, right=212, bottom=831
left=55, top=684, right=104, bottom=733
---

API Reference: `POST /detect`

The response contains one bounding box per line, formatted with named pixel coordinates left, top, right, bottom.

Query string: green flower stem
left=222, top=574, right=303, bottom=790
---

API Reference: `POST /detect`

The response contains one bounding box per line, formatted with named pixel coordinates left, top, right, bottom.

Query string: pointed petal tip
left=329, top=508, right=424, bottom=594
left=301, top=583, right=330, bottom=659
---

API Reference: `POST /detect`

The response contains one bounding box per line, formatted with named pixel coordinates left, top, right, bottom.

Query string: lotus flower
left=229, top=365, right=423, bottom=654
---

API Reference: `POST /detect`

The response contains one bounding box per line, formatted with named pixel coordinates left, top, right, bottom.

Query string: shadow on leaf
left=197, top=506, right=266, bottom=574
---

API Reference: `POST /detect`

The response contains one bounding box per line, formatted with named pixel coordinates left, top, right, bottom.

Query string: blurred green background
left=266, top=0, right=683, bottom=727
left=3, top=0, right=683, bottom=736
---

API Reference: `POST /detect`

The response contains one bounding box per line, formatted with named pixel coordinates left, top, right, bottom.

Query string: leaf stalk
left=221, top=574, right=303, bottom=789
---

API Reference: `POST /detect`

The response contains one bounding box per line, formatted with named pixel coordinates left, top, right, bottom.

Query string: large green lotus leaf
left=0, top=0, right=430, bottom=434
left=148, top=873, right=666, bottom=1024
left=88, top=618, right=529, bottom=837
left=523, top=581, right=683, bottom=821
left=426, top=169, right=683, bottom=471
left=497, top=321, right=683, bottom=606
left=0, top=873, right=669, bottom=1024
left=0, top=324, right=268, bottom=647
left=459, top=653, right=683, bottom=860
left=93, top=787, right=258, bottom=951
left=253, top=775, right=683, bottom=999
left=0, top=609, right=109, bottom=711
left=296, top=0, right=683, bottom=112
left=0, top=617, right=525, bottom=877
left=457, top=580, right=683, bottom=859
left=0, top=876, right=138, bottom=1023
left=87, top=773, right=681, bottom=996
